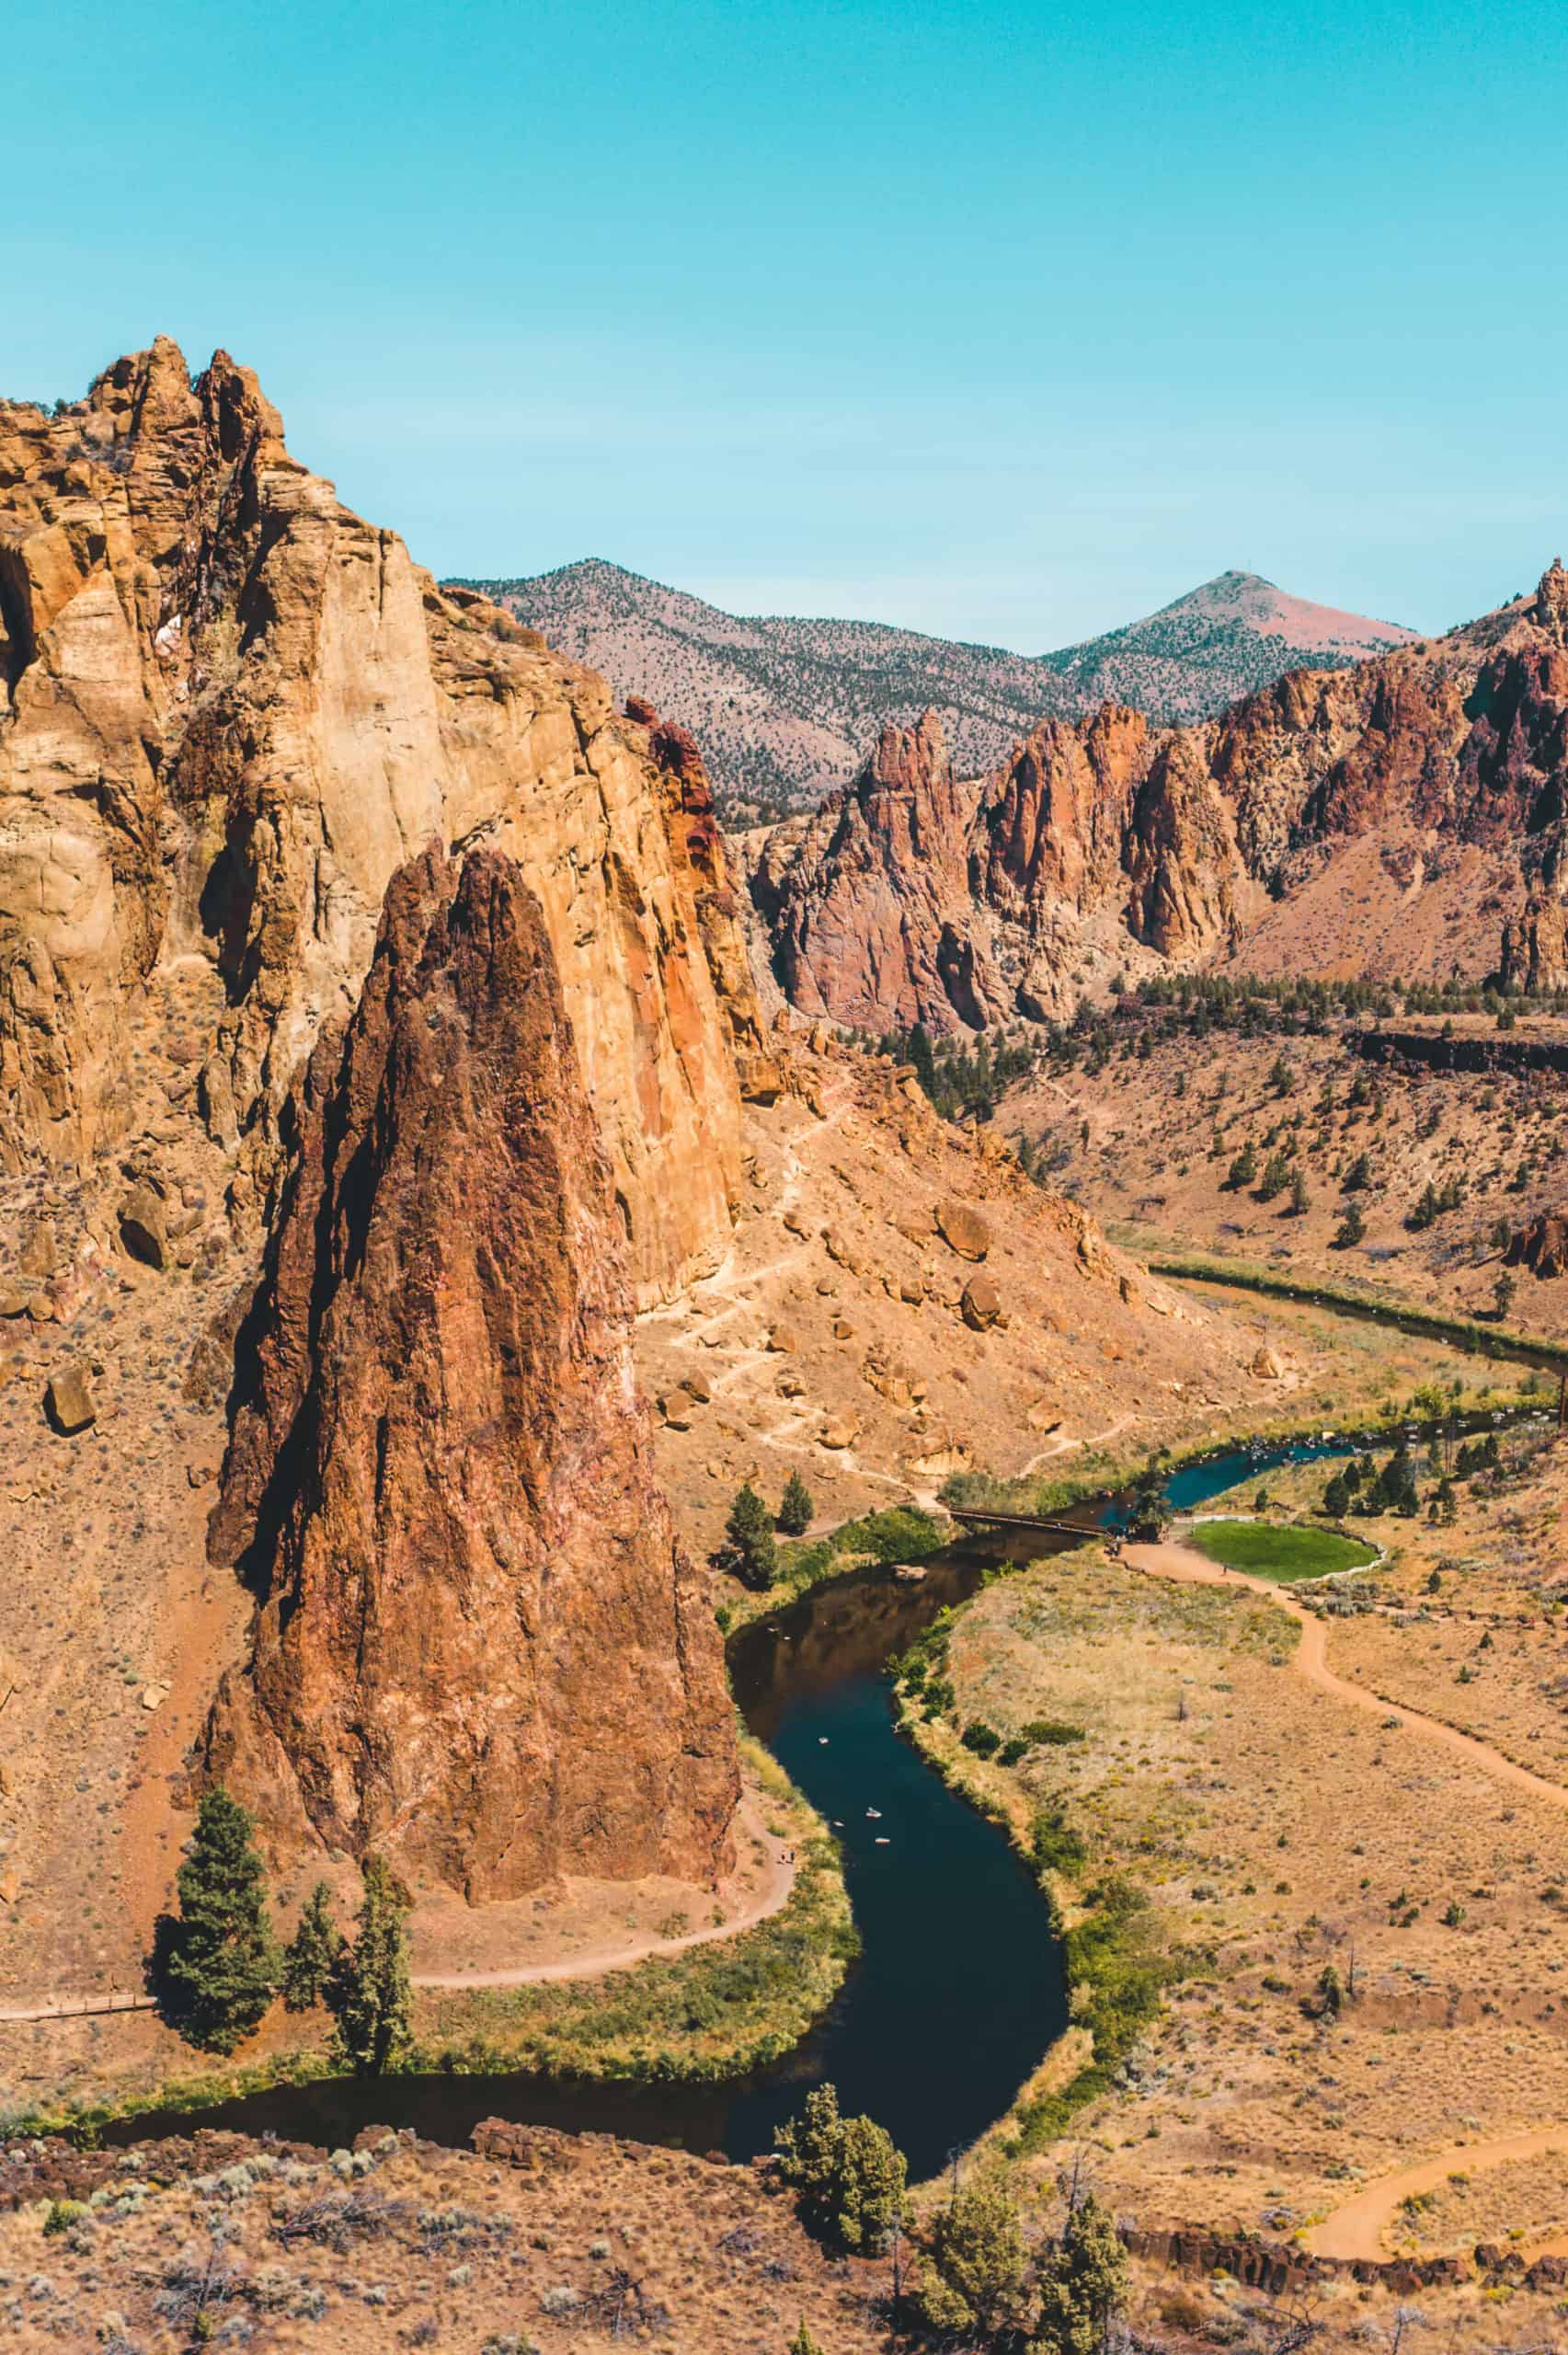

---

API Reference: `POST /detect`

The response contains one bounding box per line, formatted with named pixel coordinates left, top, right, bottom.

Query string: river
left=104, top=1415, right=1545, bottom=2176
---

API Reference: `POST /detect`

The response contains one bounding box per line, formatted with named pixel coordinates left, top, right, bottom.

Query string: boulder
left=120, top=1186, right=169, bottom=1270
left=681, top=1370, right=714, bottom=1404
left=767, top=1323, right=800, bottom=1354
left=1506, top=1212, right=1568, bottom=1280
left=936, top=1198, right=990, bottom=1260
left=45, top=1367, right=97, bottom=1434
left=960, top=1275, right=1002, bottom=1331
left=819, top=1417, right=858, bottom=1450
left=1252, top=1346, right=1286, bottom=1380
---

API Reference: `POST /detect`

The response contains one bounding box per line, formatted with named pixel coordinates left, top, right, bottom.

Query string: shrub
left=960, top=1721, right=1001, bottom=1758
left=41, top=2200, right=86, bottom=2237
left=1022, top=1719, right=1086, bottom=1747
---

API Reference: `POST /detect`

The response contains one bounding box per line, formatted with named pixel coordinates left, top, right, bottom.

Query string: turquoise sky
left=9, top=0, right=1567, bottom=645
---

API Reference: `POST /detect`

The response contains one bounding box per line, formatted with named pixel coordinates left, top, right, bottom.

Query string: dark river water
left=105, top=1417, right=1541, bottom=2175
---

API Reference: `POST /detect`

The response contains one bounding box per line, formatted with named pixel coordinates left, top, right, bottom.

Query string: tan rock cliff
left=0, top=339, right=766, bottom=1300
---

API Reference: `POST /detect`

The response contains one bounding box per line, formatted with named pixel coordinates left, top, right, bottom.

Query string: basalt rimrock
left=0, top=339, right=766, bottom=1301
left=755, top=566, right=1568, bottom=1030
left=204, top=846, right=738, bottom=1899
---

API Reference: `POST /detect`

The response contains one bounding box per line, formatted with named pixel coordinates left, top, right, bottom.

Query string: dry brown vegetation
left=906, top=1419, right=1568, bottom=2316
left=1006, top=1011, right=1568, bottom=1341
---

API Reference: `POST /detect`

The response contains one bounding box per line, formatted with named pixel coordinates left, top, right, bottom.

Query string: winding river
left=105, top=1415, right=1542, bottom=2177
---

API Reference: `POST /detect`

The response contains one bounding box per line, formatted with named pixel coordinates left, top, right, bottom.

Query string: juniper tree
left=777, top=1471, right=815, bottom=1537
left=327, top=1855, right=413, bottom=2075
left=910, top=2176, right=1029, bottom=2339
left=723, top=1483, right=778, bottom=1590
left=281, top=1881, right=345, bottom=2012
left=773, top=2084, right=907, bottom=2254
left=163, top=1786, right=280, bottom=2053
left=1033, top=2190, right=1128, bottom=2355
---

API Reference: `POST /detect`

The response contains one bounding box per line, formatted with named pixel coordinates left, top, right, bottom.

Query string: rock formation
left=205, top=845, right=738, bottom=1899
left=753, top=712, right=998, bottom=1032
left=754, top=565, right=1568, bottom=1030
left=1506, top=1211, right=1568, bottom=1281
left=0, top=339, right=769, bottom=1301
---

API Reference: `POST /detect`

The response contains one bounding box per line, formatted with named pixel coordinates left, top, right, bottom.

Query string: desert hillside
left=463, top=558, right=1413, bottom=817
left=993, top=992, right=1568, bottom=1343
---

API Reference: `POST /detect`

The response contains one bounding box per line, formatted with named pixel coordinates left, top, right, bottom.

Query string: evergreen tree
left=910, top=2177, right=1028, bottom=2339
left=1342, top=1152, right=1372, bottom=1191
left=787, top=2324, right=824, bottom=2355
left=163, top=1786, right=280, bottom=2053
left=777, top=1471, right=814, bottom=1537
left=774, top=2084, right=907, bottom=2254
left=1256, top=1149, right=1292, bottom=1202
left=722, top=1483, right=778, bottom=1591
left=327, top=1855, right=413, bottom=2075
left=1033, top=2190, right=1129, bottom=2355
left=1288, top=1168, right=1310, bottom=1216
left=1333, top=1202, right=1367, bottom=1248
left=1322, top=1470, right=1351, bottom=1519
left=1224, top=1142, right=1257, bottom=1191
left=281, top=1881, right=345, bottom=2013
left=906, top=1022, right=937, bottom=1098
left=1494, top=1270, right=1517, bottom=1320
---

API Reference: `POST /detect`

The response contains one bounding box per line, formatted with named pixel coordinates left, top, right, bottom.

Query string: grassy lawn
left=1184, top=1517, right=1379, bottom=1582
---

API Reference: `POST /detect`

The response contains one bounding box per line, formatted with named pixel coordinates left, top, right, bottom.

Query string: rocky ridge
left=752, top=565, right=1568, bottom=1031
left=0, top=339, right=774, bottom=1304
left=464, top=558, right=1415, bottom=813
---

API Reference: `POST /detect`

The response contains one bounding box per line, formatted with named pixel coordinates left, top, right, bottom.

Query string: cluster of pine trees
left=159, top=1786, right=413, bottom=2072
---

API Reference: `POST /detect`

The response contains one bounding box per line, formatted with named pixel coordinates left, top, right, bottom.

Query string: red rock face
left=763, top=712, right=998, bottom=1032
left=756, top=565, right=1568, bottom=1025
left=205, top=845, right=738, bottom=1900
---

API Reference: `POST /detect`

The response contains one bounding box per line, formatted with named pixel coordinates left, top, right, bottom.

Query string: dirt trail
left=0, top=1808, right=797, bottom=2027
left=1124, top=1538, right=1568, bottom=1813
left=1303, top=2126, right=1568, bottom=2261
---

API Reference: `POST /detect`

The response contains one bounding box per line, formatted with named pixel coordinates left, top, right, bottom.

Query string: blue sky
left=8, top=0, right=1567, bottom=646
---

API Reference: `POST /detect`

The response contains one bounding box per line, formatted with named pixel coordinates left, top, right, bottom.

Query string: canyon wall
left=755, top=564, right=1568, bottom=1030
left=0, top=339, right=773, bottom=1301
left=205, top=846, right=739, bottom=1898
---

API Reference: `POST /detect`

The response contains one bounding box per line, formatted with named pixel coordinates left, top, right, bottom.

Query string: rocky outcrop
left=205, top=846, right=738, bottom=1899
left=1506, top=1211, right=1568, bottom=1281
left=754, top=564, right=1568, bottom=1028
left=0, top=340, right=767, bottom=1301
left=758, top=712, right=997, bottom=1032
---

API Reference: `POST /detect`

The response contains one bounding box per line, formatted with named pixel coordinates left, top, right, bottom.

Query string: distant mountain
left=450, top=557, right=1417, bottom=813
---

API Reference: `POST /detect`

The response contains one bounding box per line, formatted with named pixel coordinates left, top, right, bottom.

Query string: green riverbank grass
left=718, top=1503, right=949, bottom=1635
left=1182, top=1517, right=1379, bottom=1582
left=1129, top=1243, right=1568, bottom=1368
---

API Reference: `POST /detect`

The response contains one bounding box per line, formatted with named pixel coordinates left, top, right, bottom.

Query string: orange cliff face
left=752, top=565, right=1568, bottom=1030
left=203, top=846, right=739, bottom=1900
left=0, top=338, right=771, bottom=1303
